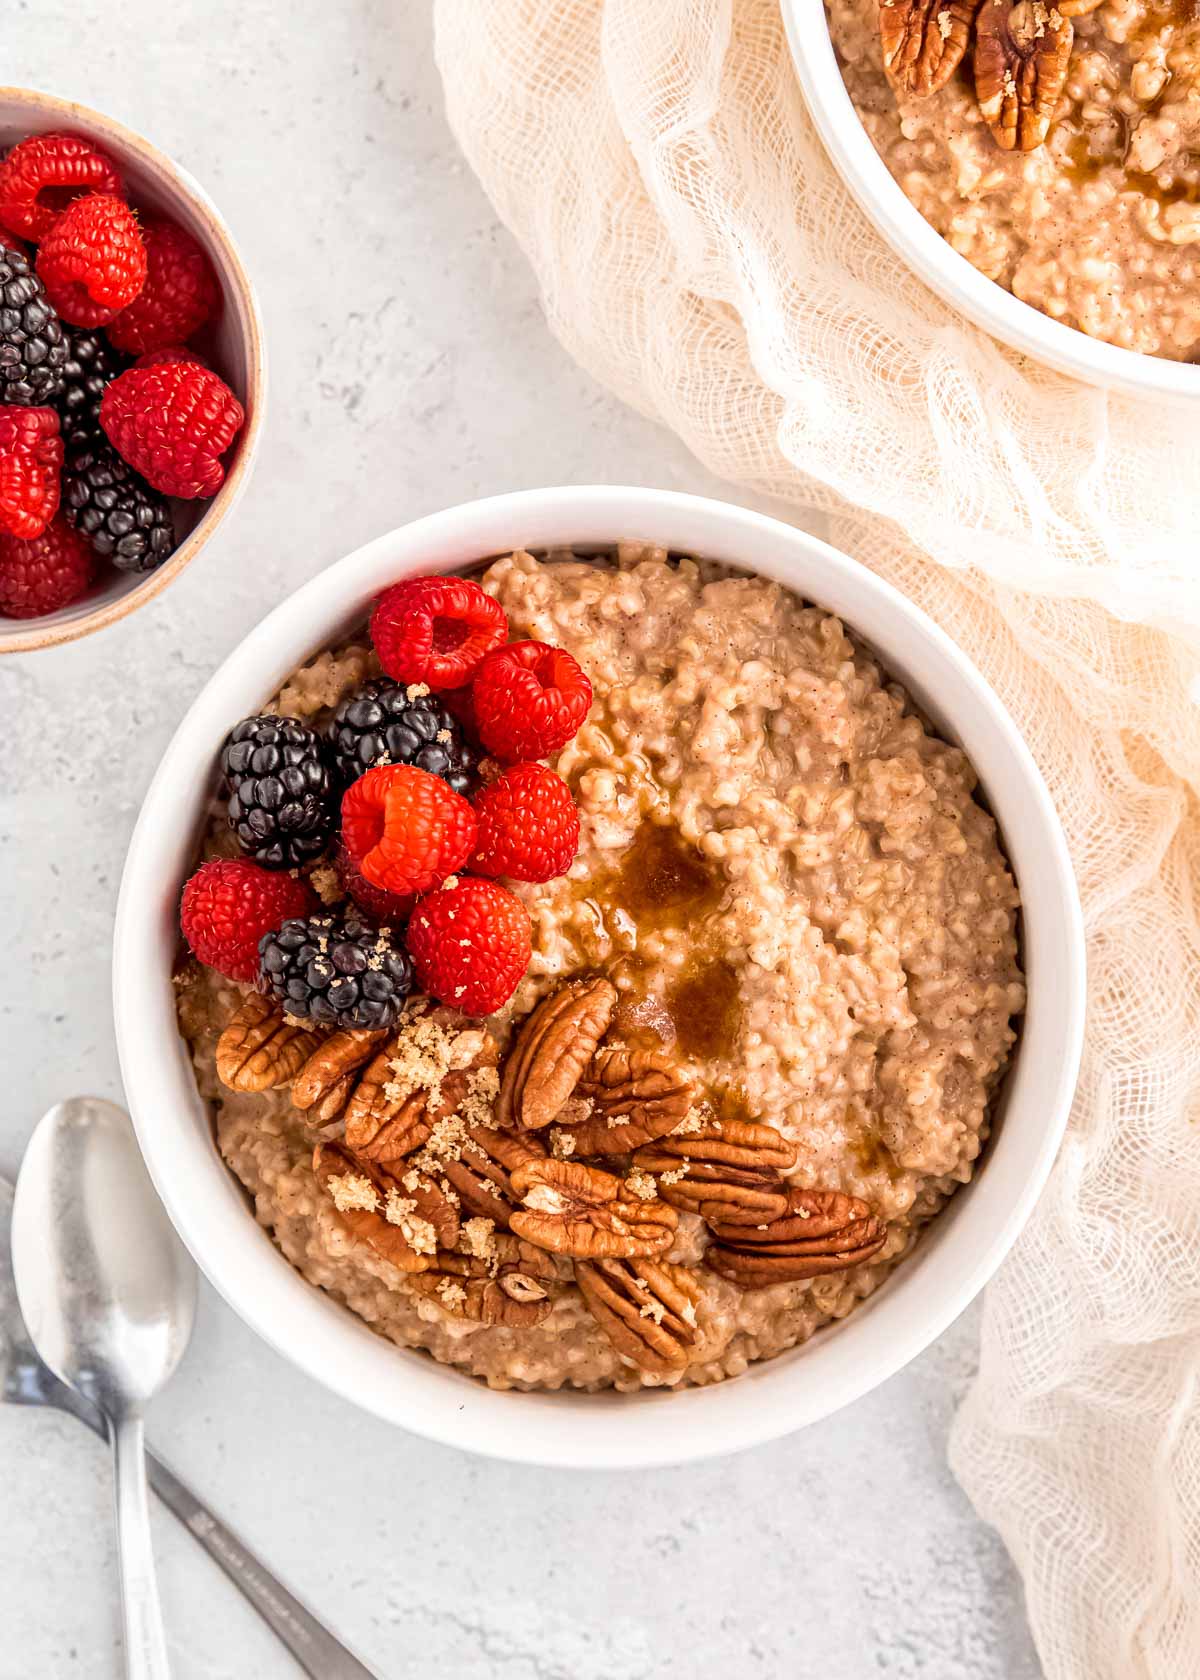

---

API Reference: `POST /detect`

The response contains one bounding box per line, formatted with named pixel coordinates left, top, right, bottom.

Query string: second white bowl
left=781, top=0, right=1200, bottom=402
left=113, top=485, right=1085, bottom=1468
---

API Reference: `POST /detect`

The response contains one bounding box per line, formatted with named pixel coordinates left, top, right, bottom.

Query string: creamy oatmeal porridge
left=831, top=0, right=1200, bottom=358
left=176, top=547, right=1024, bottom=1391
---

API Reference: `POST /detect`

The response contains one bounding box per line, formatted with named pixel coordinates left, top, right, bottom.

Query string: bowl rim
left=0, top=85, right=266, bottom=656
left=780, top=0, right=1200, bottom=401
left=113, top=485, right=1085, bottom=1468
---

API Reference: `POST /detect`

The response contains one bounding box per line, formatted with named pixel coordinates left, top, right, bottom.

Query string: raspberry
left=0, top=134, right=122, bottom=242
left=0, top=513, right=93, bottom=617
left=0, top=228, right=28, bottom=258
left=37, top=194, right=146, bottom=327
left=0, top=405, right=61, bottom=538
left=406, top=877, right=532, bottom=1016
left=133, top=344, right=207, bottom=370
left=335, top=840, right=417, bottom=925
left=472, top=640, right=592, bottom=763
left=342, top=764, right=477, bottom=898
left=469, top=763, right=580, bottom=883
left=180, top=857, right=315, bottom=983
left=370, top=576, right=507, bottom=691
left=100, top=361, right=243, bottom=498
left=107, top=217, right=220, bottom=354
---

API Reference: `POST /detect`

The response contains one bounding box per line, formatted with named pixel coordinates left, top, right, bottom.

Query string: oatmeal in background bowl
left=830, top=0, right=1200, bottom=359
left=174, top=543, right=1025, bottom=1393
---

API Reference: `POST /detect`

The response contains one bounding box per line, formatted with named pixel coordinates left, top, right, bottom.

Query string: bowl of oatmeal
left=783, top=0, right=1200, bottom=397
left=113, top=485, right=1084, bottom=1467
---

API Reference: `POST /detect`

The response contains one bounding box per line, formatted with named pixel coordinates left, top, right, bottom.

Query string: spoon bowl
left=12, top=1097, right=195, bottom=1416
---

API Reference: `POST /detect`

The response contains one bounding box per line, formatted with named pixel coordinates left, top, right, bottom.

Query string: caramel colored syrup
left=581, top=820, right=744, bottom=1067
left=1062, top=128, right=1200, bottom=209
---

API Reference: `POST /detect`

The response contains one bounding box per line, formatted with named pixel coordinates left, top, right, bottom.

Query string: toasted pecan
left=509, top=1159, right=677, bottom=1260
left=575, top=1257, right=702, bottom=1375
left=216, top=994, right=323, bottom=1093
left=496, top=978, right=617, bottom=1130
left=634, top=1118, right=796, bottom=1225
left=705, top=1188, right=886, bottom=1288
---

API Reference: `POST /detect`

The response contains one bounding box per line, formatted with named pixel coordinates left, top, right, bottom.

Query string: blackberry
left=0, top=246, right=66, bottom=405
left=221, top=714, right=335, bottom=871
left=258, top=913, right=414, bottom=1029
left=327, top=679, right=476, bottom=794
left=62, top=442, right=176, bottom=574
left=57, top=327, right=129, bottom=451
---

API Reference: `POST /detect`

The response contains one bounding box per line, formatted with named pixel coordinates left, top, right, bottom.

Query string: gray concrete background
left=0, top=4, right=1040, bottom=1675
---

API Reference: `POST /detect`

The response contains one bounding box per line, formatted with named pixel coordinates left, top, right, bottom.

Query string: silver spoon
left=13, top=1097, right=191, bottom=1677
left=0, top=1151, right=382, bottom=1678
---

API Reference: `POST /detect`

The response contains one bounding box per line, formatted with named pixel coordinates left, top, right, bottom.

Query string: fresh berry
left=0, top=229, right=28, bottom=258
left=37, top=194, right=146, bottom=327
left=341, top=764, right=477, bottom=898
left=0, top=405, right=61, bottom=538
left=0, top=513, right=93, bottom=617
left=370, top=576, right=507, bottom=691
left=258, top=912, right=414, bottom=1030
left=56, top=325, right=129, bottom=450
left=221, top=714, right=335, bottom=871
left=406, top=877, right=531, bottom=1016
left=107, top=217, right=220, bottom=354
left=61, top=439, right=174, bottom=573
left=134, top=344, right=207, bottom=370
left=335, top=840, right=416, bottom=925
left=180, top=858, right=315, bottom=983
left=472, top=640, right=592, bottom=762
left=0, top=246, right=66, bottom=405
left=327, top=678, right=476, bottom=794
left=0, top=134, right=122, bottom=242
left=100, top=360, right=243, bottom=498
left=469, top=763, right=580, bottom=883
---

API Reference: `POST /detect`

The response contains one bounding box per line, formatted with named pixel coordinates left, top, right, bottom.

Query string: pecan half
left=633, top=1119, right=796, bottom=1225
left=408, top=1238, right=557, bottom=1328
left=974, top=0, right=1073, bottom=152
left=496, top=977, right=617, bottom=1130
left=706, top=1189, right=887, bottom=1289
left=216, top=994, right=323, bottom=1093
left=292, top=1028, right=388, bottom=1125
left=437, top=1124, right=547, bottom=1228
left=509, top=1159, right=677, bottom=1259
left=565, top=1046, right=695, bottom=1154
left=880, top=0, right=982, bottom=97
left=313, top=1142, right=459, bottom=1271
left=575, top=1257, right=702, bottom=1376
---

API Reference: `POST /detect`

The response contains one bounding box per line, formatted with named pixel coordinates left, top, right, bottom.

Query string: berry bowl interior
left=0, top=87, right=264, bottom=656
left=780, top=0, right=1200, bottom=401
left=113, top=485, right=1085, bottom=1469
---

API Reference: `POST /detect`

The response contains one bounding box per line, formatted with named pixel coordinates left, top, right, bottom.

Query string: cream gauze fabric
left=432, top=2, right=1200, bottom=1673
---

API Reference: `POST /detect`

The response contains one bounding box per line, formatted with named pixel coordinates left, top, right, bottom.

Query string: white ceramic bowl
left=0, top=88, right=265, bottom=655
left=781, top=0, right=1200, bottom=402
left=113, top=486, right=1085, bottom=1468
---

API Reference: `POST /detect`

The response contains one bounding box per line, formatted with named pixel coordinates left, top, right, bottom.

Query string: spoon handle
left=112, top=1413, right=171, bottom=1679
left=142, top=1448, right=382, bottom=1679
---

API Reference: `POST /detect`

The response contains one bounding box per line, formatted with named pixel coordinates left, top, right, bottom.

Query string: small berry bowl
left=0, top=88, right=264, bottom=655
left=114, top=485, right=1084, bottom=1469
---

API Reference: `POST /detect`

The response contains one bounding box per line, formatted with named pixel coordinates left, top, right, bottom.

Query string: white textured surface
left=0, top=4, right=1039, bottom=1676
